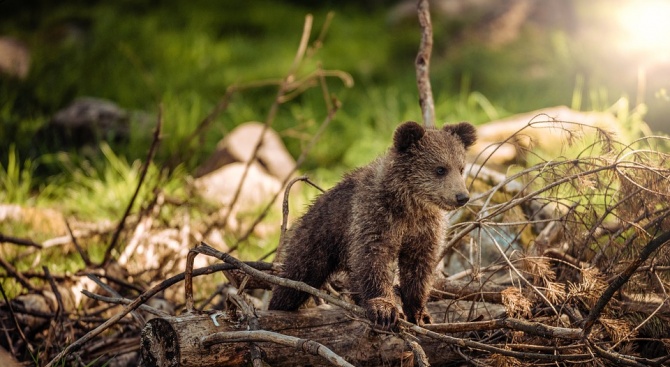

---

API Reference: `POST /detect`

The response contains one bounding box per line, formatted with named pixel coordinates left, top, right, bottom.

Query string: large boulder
left=194, top=161, right=282, bottom=210
left=195, top=122, right=295, bottom=180
left=193, top=123, right=296, bottom=234
left=0, top=36, right=30, bottom=79
left=470, top=106, right=623, bottom=165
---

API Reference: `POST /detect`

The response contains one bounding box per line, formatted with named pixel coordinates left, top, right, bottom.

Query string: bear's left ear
left=394, top=121, right=425, bottom=152
left=443, top=122, right=477, bottom=149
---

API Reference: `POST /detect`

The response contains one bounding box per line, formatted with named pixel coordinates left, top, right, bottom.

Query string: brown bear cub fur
left=269, top=121, right=477, bottom=328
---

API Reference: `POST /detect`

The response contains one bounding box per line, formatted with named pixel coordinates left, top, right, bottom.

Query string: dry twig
left=583, top=229, right=670, bottom=336
left=103, top=105, right=163, bottom=266
left=201, top=330, right=355, bottom=367
left=0, top=233, right=42, bottom=249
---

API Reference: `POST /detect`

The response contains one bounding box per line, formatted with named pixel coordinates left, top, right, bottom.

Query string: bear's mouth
left=435, top=198, right=459, bottom=211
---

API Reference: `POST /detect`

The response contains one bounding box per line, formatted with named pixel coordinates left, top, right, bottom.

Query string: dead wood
left=416, top=0, right=435, bottom=128
left=431, top=277, right=506, bottom=303
left=583, top=229, right=670, bottom=336
left=8, top=126, right=670, bottom=366
left=140, top=300, right=504, bottom=367
left=0, top=233, right=42, bottom=249
left=196, top=262, right=508, bottom=306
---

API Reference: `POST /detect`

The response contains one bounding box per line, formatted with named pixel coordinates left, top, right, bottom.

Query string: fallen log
left=140, top=300, right=505, bottom=366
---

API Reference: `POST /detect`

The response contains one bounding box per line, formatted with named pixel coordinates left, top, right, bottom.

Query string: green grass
left=0, top=0, right=590, bottom=179
left=0, top=145, right=36, bottom=204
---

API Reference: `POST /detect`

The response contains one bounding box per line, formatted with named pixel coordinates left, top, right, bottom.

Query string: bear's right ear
left=394, top=121, right=425, bottom=152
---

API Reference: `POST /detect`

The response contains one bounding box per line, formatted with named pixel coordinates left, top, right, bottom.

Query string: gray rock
left=52, top=97, right=128, bottom=132
left=44, top=97, right=130, bottom=148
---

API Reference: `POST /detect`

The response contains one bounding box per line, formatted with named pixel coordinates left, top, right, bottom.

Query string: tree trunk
left=140, top=300, right=505, bottom=366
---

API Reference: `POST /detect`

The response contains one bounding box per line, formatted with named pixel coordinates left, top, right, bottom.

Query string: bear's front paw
left=365, top=297, right=402, bottom=330
left=406, top=306, right=433, bottom=326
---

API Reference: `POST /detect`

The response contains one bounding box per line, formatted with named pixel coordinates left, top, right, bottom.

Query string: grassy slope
left=4, top=0, right=653, bottom=223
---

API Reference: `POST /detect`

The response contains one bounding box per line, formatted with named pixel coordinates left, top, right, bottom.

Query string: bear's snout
left=455, top=193, right=469, bottom=207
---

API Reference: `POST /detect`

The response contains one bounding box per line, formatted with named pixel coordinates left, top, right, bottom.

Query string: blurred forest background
left=1, top=0, right=669, bottom=276
left=2, top=0, right=670, bottom=365
left=1, top=0, right=669, bottom=195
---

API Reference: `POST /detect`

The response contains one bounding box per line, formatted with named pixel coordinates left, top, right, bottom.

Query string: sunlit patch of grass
left=0, top=144, right=35, bottom=204
left=58, top=143, right=186, bottom=221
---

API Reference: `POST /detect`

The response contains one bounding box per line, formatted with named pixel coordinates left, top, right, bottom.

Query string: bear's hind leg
left=268, top=284, right=311, bottom=311
left=268, top=252, right=335, bottom=311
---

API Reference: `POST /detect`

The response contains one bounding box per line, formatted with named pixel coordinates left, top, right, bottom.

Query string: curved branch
left=582, top=229, right=670, bottom=336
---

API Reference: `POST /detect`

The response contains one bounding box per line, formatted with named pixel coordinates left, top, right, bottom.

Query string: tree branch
left=416, top=0, right=435, bottom=128
left=582, top=229, right=670, bottom=336
left=43, top=261, right=273, bottom=367
left=201, top=330, right=355, bottom=367
left=0, top=233, right=42, bottom=249
left=103, top=105, right=163, bottom=266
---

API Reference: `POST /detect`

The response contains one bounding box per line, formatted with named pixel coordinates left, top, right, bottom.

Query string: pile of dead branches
left=3, top=113, right=669, bottom=366
left=137, top=119, right=670, bottom=367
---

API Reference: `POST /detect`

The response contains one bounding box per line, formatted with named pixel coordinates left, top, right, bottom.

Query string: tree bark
left=140, top=300, right=505, bottom=366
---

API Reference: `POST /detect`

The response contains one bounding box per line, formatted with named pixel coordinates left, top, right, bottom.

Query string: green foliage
left=1, top=0, right=663, bottom=214
left=0, top=2, right=513, bottom=164
left=0, top=145, right=35, bottom=204
left=57, top=142, right=185, bottom=220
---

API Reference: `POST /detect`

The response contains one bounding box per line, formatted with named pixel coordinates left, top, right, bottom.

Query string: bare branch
left=80, top=290, right=169, bottom=318
left=415, top=0, right=435, bottom=128
left=279, top=176, right=322, bottom=254
left=0, top=283, right=34, bottom=355
left=43, top=261, right=273, bottom=367
left=201, top=330, right=355, bottom=367
left=0, top=233, right=42, bottom=249
left=65, top=218, right=91, bottom=266
left=0, top=256, right=34, bottom=292
left=582, top=229, right=670, bottom=336
left=209, top=15, right=314, bottom=237
left=193, top=242, right=361, bottom=314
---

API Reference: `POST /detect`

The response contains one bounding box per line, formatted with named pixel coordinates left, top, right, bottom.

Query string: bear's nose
left=455, top=193, right=469, bottom=206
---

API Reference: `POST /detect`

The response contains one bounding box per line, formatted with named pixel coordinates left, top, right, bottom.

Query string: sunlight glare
left=618, top=0, right=670, bottom=58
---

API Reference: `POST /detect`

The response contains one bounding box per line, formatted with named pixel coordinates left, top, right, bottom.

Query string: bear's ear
left=444, top=122, right=477, bottom=149
left=394, top=121, right=425, bottom=152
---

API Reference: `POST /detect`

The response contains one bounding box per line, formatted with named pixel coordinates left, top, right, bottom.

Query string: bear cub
left=269, top=121, right=477, bottom=328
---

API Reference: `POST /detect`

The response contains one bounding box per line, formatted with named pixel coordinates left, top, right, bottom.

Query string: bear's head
left=390, top=120, right=477, bottom=211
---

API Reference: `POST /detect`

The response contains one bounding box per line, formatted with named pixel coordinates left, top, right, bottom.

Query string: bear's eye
left=435, top=166, right=448, bottom=176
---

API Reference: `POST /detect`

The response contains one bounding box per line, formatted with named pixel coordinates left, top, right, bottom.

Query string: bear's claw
left=365, top=297, right=402, bottom=330
left=412, top=307, right=433, bottom=326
